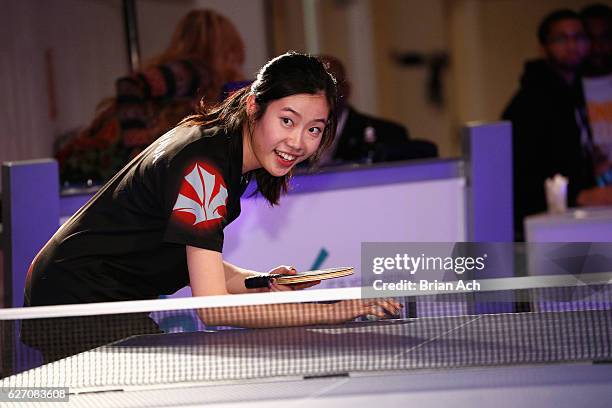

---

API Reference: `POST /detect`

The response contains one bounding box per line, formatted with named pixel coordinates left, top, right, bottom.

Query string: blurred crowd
left=54, top=4, right=612, bottom=242
left=55, top=9, right=437, bottom=185
left=56, top=10, right=246, bottom=183
left=502, top=4, right=612, bottom=240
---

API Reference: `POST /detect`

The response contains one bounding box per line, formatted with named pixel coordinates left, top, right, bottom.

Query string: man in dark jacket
left=317, top=55, right=437, bottom=166
left=503, top=9, right=597, bottom=241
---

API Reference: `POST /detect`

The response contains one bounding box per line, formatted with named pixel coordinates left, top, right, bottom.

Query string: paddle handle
left=244, top=274, right=282, bottom=289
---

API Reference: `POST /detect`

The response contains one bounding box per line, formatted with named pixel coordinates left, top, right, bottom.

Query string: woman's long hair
left=181, top=52, right=338, bottom=205
left=146, top=9, right=245, bottom=102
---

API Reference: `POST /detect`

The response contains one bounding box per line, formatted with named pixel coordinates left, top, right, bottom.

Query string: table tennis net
left=1, top=280, right=611, bottom=392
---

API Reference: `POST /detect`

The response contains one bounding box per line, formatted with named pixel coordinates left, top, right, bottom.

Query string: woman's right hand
left=327, top=298, right=403, bottom=323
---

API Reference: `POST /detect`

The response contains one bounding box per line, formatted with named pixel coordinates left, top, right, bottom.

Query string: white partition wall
left=224, top=177, right=466, bottom=288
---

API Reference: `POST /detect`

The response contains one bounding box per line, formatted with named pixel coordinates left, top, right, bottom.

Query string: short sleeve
left=162, top=135, right=230, bottom=252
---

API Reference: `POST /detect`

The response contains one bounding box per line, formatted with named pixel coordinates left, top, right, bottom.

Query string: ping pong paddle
left=244, top=267, right=354, bottom=289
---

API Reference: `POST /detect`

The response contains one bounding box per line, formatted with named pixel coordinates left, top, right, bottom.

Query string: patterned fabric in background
left=55, top=60, right=211, bottom=184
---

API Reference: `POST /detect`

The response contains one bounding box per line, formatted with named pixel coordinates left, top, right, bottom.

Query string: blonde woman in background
left=56, top=9, right=246, bottom=184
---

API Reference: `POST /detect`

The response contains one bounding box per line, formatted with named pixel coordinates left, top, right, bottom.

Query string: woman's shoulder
left=116, top=58, right=212, bottom=100
left=151, top=125, right=232, bottom=163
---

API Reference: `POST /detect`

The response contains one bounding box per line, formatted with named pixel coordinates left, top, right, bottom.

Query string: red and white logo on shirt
left=172, top=162, right=228, bottom=228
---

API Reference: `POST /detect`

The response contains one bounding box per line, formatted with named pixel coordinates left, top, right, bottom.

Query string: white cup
left=545, top=174, right=568, bottom=214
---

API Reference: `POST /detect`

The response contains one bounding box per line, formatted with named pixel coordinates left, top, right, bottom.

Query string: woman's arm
left=222, top=260, right=267, bottom=294
left=186, top=245, right=401, bottom=328
left=196, top=299, right=401, bottom=328
left=186, top=245, right=229, bottom=296
left=222, top=261, right=316, bottom=294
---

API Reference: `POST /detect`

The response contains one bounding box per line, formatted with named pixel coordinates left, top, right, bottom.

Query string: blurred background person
left=315, top=55, right=437, bottom=167
left=56, top=9, right=245, bottom=185
left=582, top=3, right=612, bottom=76
left=581, top=4, right=612, bottom=186
left=502, top=9, right=612, bottom=241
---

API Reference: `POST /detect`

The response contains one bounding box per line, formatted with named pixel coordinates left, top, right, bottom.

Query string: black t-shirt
left=25, top=125, right=248, bottom=306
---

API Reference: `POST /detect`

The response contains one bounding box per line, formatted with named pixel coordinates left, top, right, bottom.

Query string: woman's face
left=248, top=93, right=329, bottom=177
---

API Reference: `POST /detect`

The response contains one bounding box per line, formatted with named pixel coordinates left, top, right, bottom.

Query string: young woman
left=23, top=52, right=401, bottom=362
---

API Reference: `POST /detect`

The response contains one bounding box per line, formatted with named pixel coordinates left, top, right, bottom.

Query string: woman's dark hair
left=180, top=52, right=338, bottom=205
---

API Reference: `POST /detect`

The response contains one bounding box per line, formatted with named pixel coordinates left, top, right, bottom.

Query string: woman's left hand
left=266, top=265, right=320, bottom=291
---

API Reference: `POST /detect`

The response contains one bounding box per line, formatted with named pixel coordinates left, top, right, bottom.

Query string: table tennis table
left=2, top=308, right=611, bottom=407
